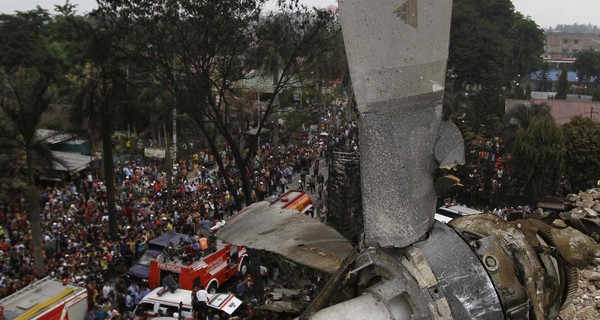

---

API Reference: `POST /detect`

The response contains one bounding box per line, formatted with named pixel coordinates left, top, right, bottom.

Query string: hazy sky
left=511, top=0, right=600, bottom=28
left=1, top=0, right=599, bottom=29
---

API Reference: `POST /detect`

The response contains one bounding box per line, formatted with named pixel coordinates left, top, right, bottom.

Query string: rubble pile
left=557, top=189, right=600, bottom=242
left=558, top=188, right=600, bottom=319
left=560, top=266, right=600, bottom=320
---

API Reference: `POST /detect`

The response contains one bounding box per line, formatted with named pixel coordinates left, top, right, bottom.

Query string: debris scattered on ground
left=559, top=188, right=600, bottom=319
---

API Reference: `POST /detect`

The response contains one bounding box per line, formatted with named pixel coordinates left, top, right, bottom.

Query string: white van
left=135, top=288, right=243, bottom=318
left=135, top=288, right=193, bottom=319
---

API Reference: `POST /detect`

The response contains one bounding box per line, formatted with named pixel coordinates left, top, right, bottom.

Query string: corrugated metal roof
left=529, top=70, right=580, bottom=82
left=51, top=151, right=94, bottom=173
left=36, top=129, right=73, bottom=145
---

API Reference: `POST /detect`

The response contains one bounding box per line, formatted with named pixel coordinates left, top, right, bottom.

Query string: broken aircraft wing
left=217, top=201, right=354, bottom=274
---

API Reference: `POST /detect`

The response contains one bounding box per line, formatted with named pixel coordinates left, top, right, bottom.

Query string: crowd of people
left=0, top=103, right=355, bottom=319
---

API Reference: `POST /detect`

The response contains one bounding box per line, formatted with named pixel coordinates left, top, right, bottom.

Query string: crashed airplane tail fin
left=340, top=0, right=455, bottom=247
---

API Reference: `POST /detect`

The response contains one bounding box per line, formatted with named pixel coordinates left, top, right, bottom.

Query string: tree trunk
left=227, top=140, right=254, bottom=206
left=219, top=124, right=254, bottom=206
left=272, top=68, right=280, bottom=157
left=192, top=114, right=250, bottom=209
left=25, top=146, right=45, bottom=277
left=165, top=123, right=174, bottom=214
left=27, top=185, right=45, bottom=277
left=101, top=75, right=119, bottom=241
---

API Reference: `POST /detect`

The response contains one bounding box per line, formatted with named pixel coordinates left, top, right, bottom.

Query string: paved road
left=186, top=156, right=329, bottom=219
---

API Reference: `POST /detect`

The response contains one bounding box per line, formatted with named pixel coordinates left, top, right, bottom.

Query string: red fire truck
left=273, top=190, right=313, bottom=214
left=147, top=191, right=311, bottom=293
left=148, top=240, right=247, bottom=293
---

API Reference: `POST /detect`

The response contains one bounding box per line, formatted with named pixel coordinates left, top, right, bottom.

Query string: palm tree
left=502, top=102, right=564, bottom=200
left=0, top=67, right=61, bottom=277
left=63, top=11, right=132, bottom=241
left=0, top=7, right=72, bottom=277
left=555, top=66, right=569, bottom=100
left=504, top=103, right=550, bottom=153
left=510, top=115, right=565, bottom=200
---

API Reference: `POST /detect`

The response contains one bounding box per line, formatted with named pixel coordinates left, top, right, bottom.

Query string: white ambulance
left=135, top=287, right=242, bottom=319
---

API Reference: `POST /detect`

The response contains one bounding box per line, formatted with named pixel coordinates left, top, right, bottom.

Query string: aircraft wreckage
left=218, top=0, right=600, bottom=318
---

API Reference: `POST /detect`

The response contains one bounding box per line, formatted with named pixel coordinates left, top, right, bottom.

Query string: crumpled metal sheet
left=435, top=120, right=466, bottom=169
left=358, top=94, right=441, bottom=248
left=450, top=214, right=557, bottom=320
left=217, top=201, right=354, bottom=274
left=259, top=301, right=304, bottom=314
left=415, top=222, right=504, bottom=319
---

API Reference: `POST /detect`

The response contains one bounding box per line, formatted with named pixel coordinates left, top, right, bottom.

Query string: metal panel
left=217, top=201, right=354, bottom=274
left=415, top=223, right=504, bottom=319
left=339, top=0, right=453, bottom=248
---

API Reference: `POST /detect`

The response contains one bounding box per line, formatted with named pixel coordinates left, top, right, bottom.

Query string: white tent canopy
left=51, top=151, right=95, bottom=173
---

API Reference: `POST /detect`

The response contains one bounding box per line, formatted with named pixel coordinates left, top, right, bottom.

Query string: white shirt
left=197, top=289, right=209, bottom=302
left=102, top=285, right=113, bottom=298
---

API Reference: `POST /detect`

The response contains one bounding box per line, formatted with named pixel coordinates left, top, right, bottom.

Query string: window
left=138, top=302, right=155, bottom=313
left=563, top=39, right=569, bottom=44
left=574, top=39, right=579, bottom=44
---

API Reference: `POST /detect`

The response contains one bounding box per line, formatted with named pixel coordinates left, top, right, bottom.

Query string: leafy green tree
left=562, top=117, right=600, bottom=191
left=555, top=66, right=569, bottom=99
left=447, top=0, right=544, bottom=139
left=593, top=87, right=600, bottom=101
left=62, top=11, right=132, bottom=240
left=505, top=13, right=545, bottom=80
left=98, top=0, right=338, bottom=206
left=504, top=103, right=550, bottom=129
left=0, top=68, right=60, bottom=278
left=448, top=0, right=544, bottom=92
left=474, top=72, right=504, bottom=137
left=0, top=9, right=56, bottom=75
left=0, top=8, right=70, bottom=277
left=282, top=108, right=318, bottom=140
left=510, top=115, right=565, bottom=200
left=503, top=103, right=550, bottom=154
left=444, top=88, right=478, bottom=144
left=322, top=30, right=350, bottom=87
left=513, top=85, right=525, bottom=99
left=448, top=0, right=509, bottom=91
left=251, top=9, right=344, bottom=153
left=537, top=62, right=552, bottom=92
left=574, top=49, right=600, bottom=83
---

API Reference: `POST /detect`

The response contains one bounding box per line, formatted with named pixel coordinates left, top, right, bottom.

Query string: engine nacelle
left=311, top=217, right=578, bottom=319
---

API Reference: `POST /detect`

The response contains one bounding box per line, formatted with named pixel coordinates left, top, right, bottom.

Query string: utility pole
left=257, top=93, right=261, bottom=149
left=172, top=106, right=177, bottom=163
left=272, top=74, right=280, bottom=157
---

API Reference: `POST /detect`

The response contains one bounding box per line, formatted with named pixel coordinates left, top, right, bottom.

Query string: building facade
left=545, top=31, right=600, bottom=59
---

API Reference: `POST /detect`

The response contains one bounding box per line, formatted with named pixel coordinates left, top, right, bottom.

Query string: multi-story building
left=545, top=31, right=600, bottom=59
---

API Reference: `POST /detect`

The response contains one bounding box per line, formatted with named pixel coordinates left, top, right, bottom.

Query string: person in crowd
left=196, top=285, right=209, bottom=320
left=0, top=105, right=362, bottom=320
